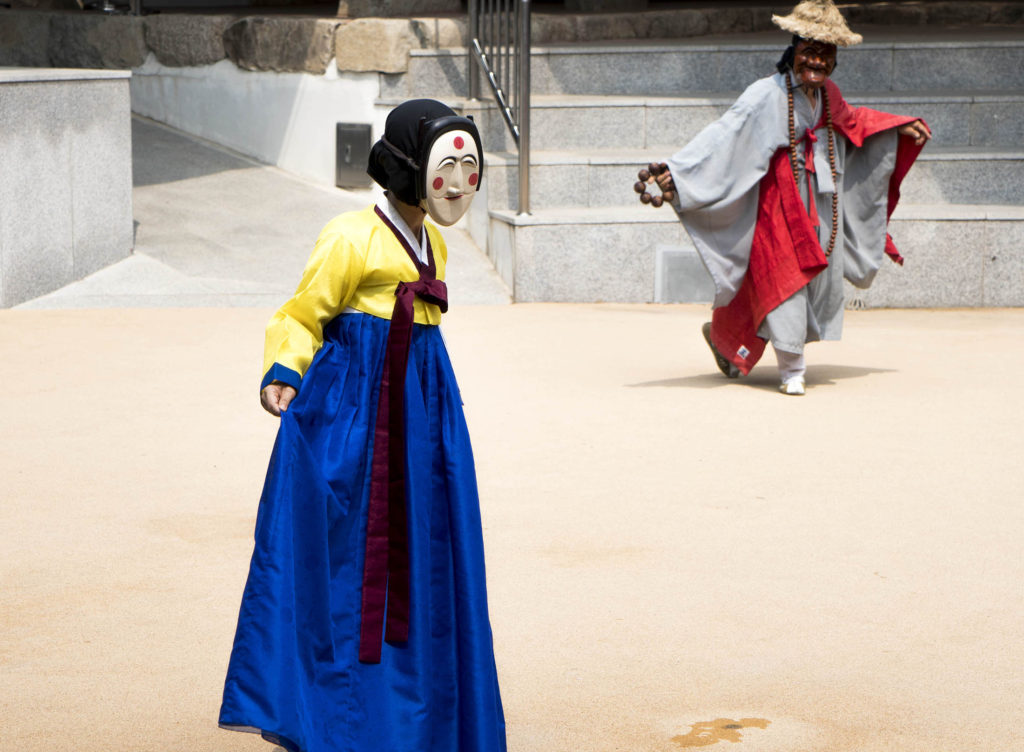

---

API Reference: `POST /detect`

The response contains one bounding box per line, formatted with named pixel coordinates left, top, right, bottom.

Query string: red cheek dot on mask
left=468, top=173, right=478, bottom=186
left=432, top=177, right=444, bottom=190
left=453, top=136, right=465, bottom=149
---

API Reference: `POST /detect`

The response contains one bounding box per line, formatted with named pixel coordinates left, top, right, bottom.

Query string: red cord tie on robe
left=360, top=206, right=448, bottom=664
left=801, top=127, right=820, bottom=229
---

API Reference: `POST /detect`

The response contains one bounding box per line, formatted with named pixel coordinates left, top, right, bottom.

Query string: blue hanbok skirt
left=219, top=312, right=506, bottom=752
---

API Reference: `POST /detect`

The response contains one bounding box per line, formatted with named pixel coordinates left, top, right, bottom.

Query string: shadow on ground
left=131, top=117, right=262, bottom=187
left=628, top=363, right=896, bottom=389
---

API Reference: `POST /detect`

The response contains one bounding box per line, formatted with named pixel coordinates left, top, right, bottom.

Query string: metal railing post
left=467, top=0, right=530, bottom=215
left=516, top=0, right=530, bottom=215
left=468, top=0, right=480, bottom=100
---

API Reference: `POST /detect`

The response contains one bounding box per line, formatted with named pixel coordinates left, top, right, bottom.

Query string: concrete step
left=484, top=204, right=1024, bottom=306
left=386, top=35, right=1024, bottom=101
left=474, top=92, right=1024, bottom=154
left=529, top=38, right=1024, bottom=96
left=484, top=146, right=1024, bottom=211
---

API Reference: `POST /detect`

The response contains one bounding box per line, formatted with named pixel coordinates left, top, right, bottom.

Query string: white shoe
left=779, top=377, right=805, bottom=396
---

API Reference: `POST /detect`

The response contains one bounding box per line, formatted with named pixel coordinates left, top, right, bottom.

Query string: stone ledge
left=48, top=12, right=146, bottom=68
left=0, top=66, right=129, bottom=81
left=223, top=16, right=340, bottom=73
left=335, top=16, right=465, bottom=73
left=144, top=14, right=233, bottom=68
left=0, top=9, right=466, bottom=73
left=337, top=0, right=460, bottom=17
left=528, top=2, right=1024, bottom=43
left=1, top=2, right=1022, bottom=74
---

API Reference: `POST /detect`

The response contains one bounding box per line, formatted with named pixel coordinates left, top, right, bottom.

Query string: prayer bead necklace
left=787, top=76, right=839, bottom=257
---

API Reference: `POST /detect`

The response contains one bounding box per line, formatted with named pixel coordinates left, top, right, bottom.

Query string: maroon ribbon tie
left=359, top=207, right=448, bottom=664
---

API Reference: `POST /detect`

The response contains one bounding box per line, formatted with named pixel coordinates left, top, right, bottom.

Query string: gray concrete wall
left=0, top=68, right=133, bottom=307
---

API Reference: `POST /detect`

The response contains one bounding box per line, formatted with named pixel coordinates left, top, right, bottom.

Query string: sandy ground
left=2, top=302, right=1022, bottom=752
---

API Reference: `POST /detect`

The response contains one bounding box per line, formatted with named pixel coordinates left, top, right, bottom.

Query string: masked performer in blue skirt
left=219, top=99, right=506, bottom=752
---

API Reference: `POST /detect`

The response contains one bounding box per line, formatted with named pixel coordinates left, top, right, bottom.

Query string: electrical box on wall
left=336, top=123, right=372, bottom=189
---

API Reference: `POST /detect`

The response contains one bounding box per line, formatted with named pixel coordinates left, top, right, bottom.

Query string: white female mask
left=421, top=129, right=481, bottom=227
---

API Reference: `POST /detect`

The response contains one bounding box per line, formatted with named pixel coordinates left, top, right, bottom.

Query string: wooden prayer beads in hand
left=634, top=162, right=676, bottom=208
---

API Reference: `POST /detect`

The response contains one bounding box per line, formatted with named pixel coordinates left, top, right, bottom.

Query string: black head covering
left=367, top=99, right=484, bottom=206
left=776, top=34, right=802, bottom=74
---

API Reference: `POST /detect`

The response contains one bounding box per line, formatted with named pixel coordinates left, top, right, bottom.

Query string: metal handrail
left=468, top=0, right=531, bottom=215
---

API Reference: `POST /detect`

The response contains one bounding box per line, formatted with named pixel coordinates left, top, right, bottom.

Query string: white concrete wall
left=130, top=54, right=384, bottom=188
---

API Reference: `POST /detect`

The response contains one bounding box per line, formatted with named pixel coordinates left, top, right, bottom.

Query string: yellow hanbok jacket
left=261, top=205, right=447, bottom=390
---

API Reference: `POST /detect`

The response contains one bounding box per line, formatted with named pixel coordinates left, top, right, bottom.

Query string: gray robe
left=667, top=72, right=898, bottom=355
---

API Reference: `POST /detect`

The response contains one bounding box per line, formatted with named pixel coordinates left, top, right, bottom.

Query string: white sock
left=774, top=347, right=806, bottom=384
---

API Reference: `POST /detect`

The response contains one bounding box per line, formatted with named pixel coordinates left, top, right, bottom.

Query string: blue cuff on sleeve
left=261, top=363, right=302, bottom=392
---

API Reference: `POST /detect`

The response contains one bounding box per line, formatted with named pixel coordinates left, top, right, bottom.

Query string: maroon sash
left=359, top=206, right=448, bottom=664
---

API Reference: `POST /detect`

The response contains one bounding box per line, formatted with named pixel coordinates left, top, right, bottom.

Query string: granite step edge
left=490, top=203, right=1024, bottom=226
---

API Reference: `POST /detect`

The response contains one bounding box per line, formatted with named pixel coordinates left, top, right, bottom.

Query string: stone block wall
left=3, top=3, right=1024, bottom=78
left=0, top=9, right=468, bottom=74
left=0, top=69, right=133, bottom=307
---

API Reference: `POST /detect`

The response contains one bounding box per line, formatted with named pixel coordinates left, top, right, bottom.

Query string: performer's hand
left=634, top=162, right=676, bottom=208
left=898, top=119, right=932, bottom=146
left=261, top=382, right=297, bottom=416
left=655, top=168, right=676, bottom=196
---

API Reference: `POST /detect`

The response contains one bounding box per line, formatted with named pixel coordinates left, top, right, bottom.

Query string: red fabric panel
left=710, top=150, right=826, bottom=375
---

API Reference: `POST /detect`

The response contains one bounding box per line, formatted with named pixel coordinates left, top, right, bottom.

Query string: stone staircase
left=387, top=29, right=1024, bottom=306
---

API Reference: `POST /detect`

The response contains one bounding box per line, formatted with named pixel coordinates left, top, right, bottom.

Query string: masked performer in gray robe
left=649, top=0, right=931, bottom=395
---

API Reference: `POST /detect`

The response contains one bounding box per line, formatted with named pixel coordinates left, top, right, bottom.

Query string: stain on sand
left=673, top=718, right=770, bottom=747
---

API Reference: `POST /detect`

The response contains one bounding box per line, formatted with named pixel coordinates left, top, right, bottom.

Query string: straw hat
left=771, top=0, right=863, bottom=47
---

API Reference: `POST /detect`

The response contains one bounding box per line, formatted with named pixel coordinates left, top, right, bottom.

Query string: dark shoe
left=702, top=322, right=740, bottom=379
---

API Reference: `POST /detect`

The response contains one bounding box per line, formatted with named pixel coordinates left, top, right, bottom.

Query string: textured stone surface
left=530, top=47, right=897, bottom=97
left=991, top=5, right=1024, bottom=23
left=829, top=46, right=895, bottom=92
left=223, top=17, right=339, bottom=74
left=410, top=16, right=465, bottom=48
left=335, top=17, right=417, bottom=73
left=656, top=246, right=715, bottom=304
left=0, top=71, right=131, bottom=307
left=971, top=100, right=1024, bottom=147
left=8, top=0, right=78, bottom=8
left=643, top=101, right=730, bottom=150
left=0, top=10, right=51, bottom=66
left=532, top=102, right=645, bottom=150
left=66, top=79, right=134, bottom=280
left=855, top=98, right=973, bottom=147
left=983, top=220, right=1024, bottom=305
left=0, top=81, right=75, bottom=306
left=565, top=0, right=644, bottom=10
left=488, top=209, right=684, bottom=302
left=512, top=220, right=663, bottom=302
left=143, top=14, right=232, bottom=68
left=337, top=0, right=460, bottom=17
left=843, top=4, right=927, bottom=26
left=379, top=48, right=467, bottom=97
left=707, top=8, right=755, bottom=35
left=925, top=3, right=994, bottom=25
left=899, top=154, right=1024, bottom=205
left=588, top=160, right=666, bottom=210
left=48, top=13, right=146, bottom=69
left=486, top=214, right=516, bottom=292
left=868, top=220, right=984, bottom=308
left=892, top=45, right=1024, bottom=92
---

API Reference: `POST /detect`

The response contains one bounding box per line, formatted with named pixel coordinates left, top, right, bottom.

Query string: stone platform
left=0, top=67, right=132, bottom=307
left=451, top=30, right=1024, bottom=306
left=4, top=6, right=1023, bottom=306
